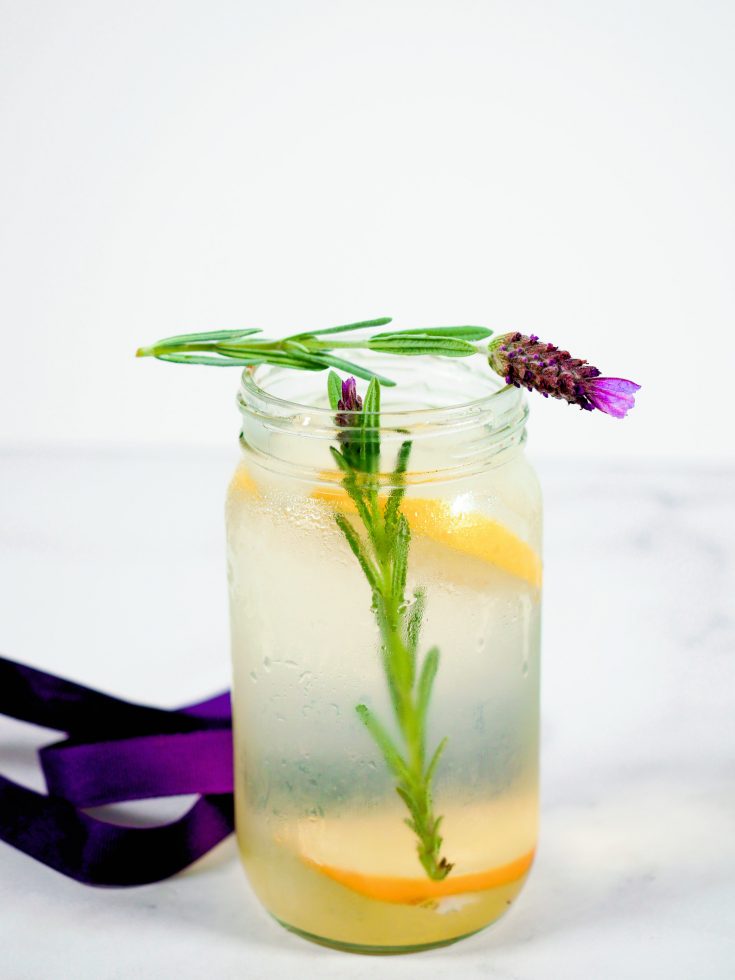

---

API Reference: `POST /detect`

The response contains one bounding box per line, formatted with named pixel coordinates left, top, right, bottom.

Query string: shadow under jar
left=226, top=355, right=542, bottom=954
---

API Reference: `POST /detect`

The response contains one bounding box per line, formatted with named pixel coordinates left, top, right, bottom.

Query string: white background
left=1, top=0, right=733, bottom=459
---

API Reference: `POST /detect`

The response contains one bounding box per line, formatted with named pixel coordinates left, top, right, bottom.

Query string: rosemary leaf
left=425, top=736, right=448, bottom=785
left=373, top=325, right=492, bottom=341
left=390, top=514, right=410, bottom=602
left=361, top=378, right=381, bottom=474
left=289, top=316, right=393, bottom=338
left=146, top=327, right=263, bottom=348
left=313, top=352, right=397, bottom=386
left=355, top=704, right=411, bottom=784
left=327, top=371, right=342, bottom=411
left=396, top=785, right=423, bottom=829
left=405, top=587, right=426, bottom=657
left=416, top=646, right=440, bottom=730
left=330, top=450, right=380, bottom=549
left=219, top=347, right=327, bottom=370
left=156, top=353, right=259, bottom=367
left=328, top=446, right=350, bottom=473
left=367, top=336, right=477, bottom=356
left=334, top=513, right=379, bottom=590
left=384, top=440, right=412, bottom=536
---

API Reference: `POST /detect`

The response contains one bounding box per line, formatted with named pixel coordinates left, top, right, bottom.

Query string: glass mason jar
left=226, top=355, right=542, bottom=954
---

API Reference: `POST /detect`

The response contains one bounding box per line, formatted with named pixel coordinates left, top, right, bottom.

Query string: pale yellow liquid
left=227, top=449, right=541, bottom=952
left=238, top=797, right=535, bottom=950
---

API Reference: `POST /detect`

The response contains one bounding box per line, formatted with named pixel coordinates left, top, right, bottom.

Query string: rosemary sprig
left=136, top=319, right=493, bottom=386
left=329, top=372, right=453, bottom=881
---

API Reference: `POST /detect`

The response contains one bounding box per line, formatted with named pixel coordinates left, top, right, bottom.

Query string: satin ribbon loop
left=40, top=730, right=235, bottom=807
left=0, top=654, right=235, bottom=886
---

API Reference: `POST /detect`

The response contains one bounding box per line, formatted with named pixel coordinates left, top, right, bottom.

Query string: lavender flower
left=333, top=375, right=373, bottom=471
left=337, top=377, right=363, bottom=416
left=335, top=376, right=364, bottom=431
left=488, top=332, right=640, bottom=418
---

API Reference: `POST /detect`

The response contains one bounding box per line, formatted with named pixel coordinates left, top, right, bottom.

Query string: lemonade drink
left=227, top=361, right=541, bottom=952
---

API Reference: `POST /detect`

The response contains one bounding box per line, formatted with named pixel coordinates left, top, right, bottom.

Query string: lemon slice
left=312, top=486, right=541, bottom=588
left=228, top=465, right=541, bottom=588
left=302, top=850, right=534, bottom=905
left=286, top=801, right=537, bottom=905
left=229, top=467, right=259, bottom=495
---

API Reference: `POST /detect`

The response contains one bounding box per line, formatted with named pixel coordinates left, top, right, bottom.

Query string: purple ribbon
left=0, top=654, right=235, bottom=885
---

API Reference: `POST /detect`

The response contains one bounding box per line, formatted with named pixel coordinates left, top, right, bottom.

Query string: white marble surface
left=0, top=450, right=733, bottom=979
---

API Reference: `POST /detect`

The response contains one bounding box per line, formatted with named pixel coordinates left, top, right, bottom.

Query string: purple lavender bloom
left=335, top=377, right=363, bottom=428
left=488, top=332, right=640, bottom=418
left=583, top=377, right=641, bottom=419
left=338, top=377, right=363, bottom=414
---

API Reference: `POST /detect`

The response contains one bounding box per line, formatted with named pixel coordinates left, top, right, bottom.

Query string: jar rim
left=238, top=354, right=526, bottom=431
left=237, top=355, right=529, bottom=483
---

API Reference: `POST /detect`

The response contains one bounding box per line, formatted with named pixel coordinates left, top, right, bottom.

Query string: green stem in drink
left=329, top=373, right=453, bottom=881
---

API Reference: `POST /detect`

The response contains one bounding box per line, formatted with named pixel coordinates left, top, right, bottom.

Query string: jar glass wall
left=226, top=356, right=542, bottom=953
